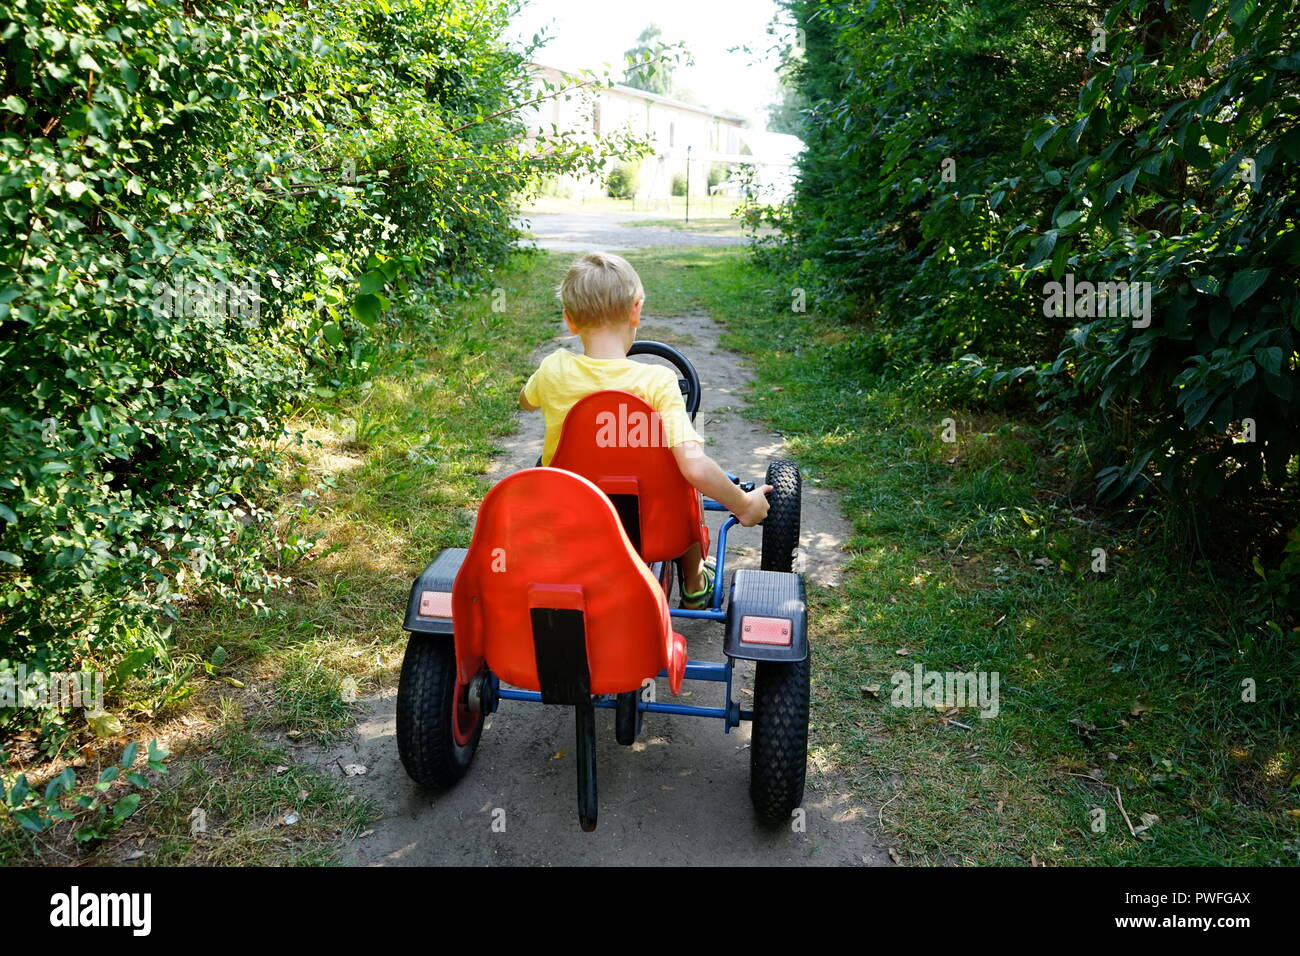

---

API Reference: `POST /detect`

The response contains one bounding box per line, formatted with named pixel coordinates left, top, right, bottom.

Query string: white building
left=523, top=63, right=802, bottom=203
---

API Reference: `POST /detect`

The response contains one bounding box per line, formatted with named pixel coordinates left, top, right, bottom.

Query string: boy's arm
left=672, top=443, right=771, bottom=527
left=519, top=368, right=542, bottom=411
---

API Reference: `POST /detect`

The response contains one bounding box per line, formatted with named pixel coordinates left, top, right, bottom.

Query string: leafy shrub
left=607, top=161, right=640, bottom=198
left=2, top=739, right=168, bottom=842
left=0, top=0, right=615, bottom=739
left=671, top=172, right=687, bottom=196
left=768, top=0, right=1298, bottom=502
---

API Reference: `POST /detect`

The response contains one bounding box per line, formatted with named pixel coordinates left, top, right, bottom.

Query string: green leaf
left=1226, top=268, right=1269, bottom=307
left=112, top=793, right=142, bottom=820
left=121, top=741, right=138, bottom=769
left=321, top=323, right=344, bottom=347
left=2, top=95, right=26, bottom=115
left=14, top=809, right=47, bottom=833
left=1026, top=231, right=1058, bottom=270
left=350, top=293, right=382, bottom=326
left=1256, top=346, right=1283, bottom=376
left=0, top=552, right=20, bottom=567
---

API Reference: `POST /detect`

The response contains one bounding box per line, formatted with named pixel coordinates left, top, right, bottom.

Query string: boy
left=520, top=251, right=771, bottom=609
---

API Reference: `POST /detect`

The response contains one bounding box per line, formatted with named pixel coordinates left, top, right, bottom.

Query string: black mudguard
left=724, top=568, right=808, bottom=663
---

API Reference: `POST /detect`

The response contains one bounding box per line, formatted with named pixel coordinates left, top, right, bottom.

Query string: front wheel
left=761, top=459, right=801, bottom=573
left=396, top=638, right=483, bottom=789
left=749, top=656, right=810, bottom=826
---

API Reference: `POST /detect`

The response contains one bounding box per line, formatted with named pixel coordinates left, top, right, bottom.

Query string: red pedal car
left=397, top=342, right=809, bottom=830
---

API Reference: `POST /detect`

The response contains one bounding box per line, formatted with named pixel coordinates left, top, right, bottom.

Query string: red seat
left=549, top=390, right=709, bottom=564
left=451, top=468, right=687, bottom=698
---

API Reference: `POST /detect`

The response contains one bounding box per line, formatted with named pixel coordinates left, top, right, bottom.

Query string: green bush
left=671, top=172, right=687, bottom=196
left=606, top=161, right=640, bottom=198
left=768, top=0, right=1298, bottom=501
left=0, top=0, right=613, bottom=740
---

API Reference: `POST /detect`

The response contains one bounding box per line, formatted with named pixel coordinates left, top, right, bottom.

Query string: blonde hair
left=558, top=252, right=644, bottom=328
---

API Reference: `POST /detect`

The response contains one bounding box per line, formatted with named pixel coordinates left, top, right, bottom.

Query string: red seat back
left=451, top=468, right=684, bottom=697
left=549, top=390, right=709, bottom=564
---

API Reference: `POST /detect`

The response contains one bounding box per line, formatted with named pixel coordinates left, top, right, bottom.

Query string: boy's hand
left=733, top=484, right=772, bottom=527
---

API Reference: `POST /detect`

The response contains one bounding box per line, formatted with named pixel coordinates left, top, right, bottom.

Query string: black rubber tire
left=396, top=638, right=483, bottom=789
left=615, top=689, right=644, bottom=745
left=575, top=703, right=598, bottom=831
left=749, top=656, right=810, bottom=826
left=761, top=459, right=801, bottom=573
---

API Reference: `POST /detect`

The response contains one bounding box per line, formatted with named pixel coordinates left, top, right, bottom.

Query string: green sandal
left=679, top=557, right=717, bottom=610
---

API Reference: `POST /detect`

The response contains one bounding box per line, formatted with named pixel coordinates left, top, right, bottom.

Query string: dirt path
left=316, top=304, right=888, bottom=866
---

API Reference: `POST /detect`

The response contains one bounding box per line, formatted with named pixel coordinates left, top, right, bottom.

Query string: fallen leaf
left=188, top=807, right=207, bottom=837
left=86, top=710, right=122, bottom=739
left=895, top=647, right=911, bottom=657
left=343, top=764, right=367, bottom=777
left=282, top=810, right=299, bottom=826
left=887, top=847, right=901, bottom=864
left=340, top=677, right=359, bottom=703
left=551, top=749, right=566, bottom=760
left=861, top=685, right=880, bottom=698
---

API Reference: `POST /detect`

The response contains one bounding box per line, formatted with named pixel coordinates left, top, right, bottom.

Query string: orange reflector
left=740, top=615, right=792, bottom=646
left=419, top=590, right=453, bottom=618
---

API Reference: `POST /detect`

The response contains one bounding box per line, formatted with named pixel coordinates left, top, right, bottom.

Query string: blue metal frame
left=494, top=503, right=751, bottom=731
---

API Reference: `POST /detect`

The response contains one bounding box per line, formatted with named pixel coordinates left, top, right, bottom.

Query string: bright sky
left=509, top=0, right=791, bottom=126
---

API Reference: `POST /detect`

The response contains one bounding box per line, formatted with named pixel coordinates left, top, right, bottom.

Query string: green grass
left=642, top=246, right=1300, bottom=866
left=626, top=217, right=748, bottom=235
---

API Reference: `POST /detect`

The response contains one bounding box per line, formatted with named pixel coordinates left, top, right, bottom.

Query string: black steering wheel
left=627, top=340, right=701, bottom=423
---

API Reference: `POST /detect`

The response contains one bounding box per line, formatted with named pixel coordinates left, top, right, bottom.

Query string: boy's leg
left=677, top=542, right=705, bottom=594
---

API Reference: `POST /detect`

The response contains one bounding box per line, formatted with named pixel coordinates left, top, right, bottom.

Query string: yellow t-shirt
left=524, top=347, right=703, bottom=465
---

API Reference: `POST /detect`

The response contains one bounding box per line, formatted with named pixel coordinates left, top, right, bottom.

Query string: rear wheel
left=396, top=638, right=483, bottom=788
left=761, top=459, right=801, bottom=573
left=615, top=689, right=644, bottom=745
left=749, top=655, right=810, bottom=826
